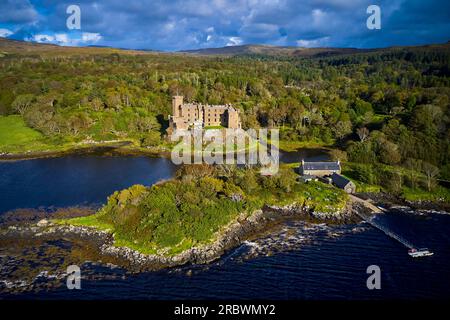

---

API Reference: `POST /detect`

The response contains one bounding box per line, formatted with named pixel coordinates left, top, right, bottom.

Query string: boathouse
left=330, top=173, right=356, bottom=194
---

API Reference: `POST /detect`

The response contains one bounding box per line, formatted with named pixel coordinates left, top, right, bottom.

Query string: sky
left=0, top=0, right=449, bottom=51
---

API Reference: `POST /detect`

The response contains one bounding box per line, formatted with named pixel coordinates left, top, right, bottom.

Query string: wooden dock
left=350, top=195, right=416, bottom=250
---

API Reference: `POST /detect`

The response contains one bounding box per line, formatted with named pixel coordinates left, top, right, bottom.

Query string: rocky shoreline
left=0, top=201, right=361, bottom=274
left=356, top=191, right=450, bottom=212
left=3, top=196, right=443, bottom=294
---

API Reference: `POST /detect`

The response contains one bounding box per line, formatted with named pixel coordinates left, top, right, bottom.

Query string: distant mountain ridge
left=178, top=44, right=367, bottom=57
left=0, top=37, right=151, bottom=56
left=1, top=37, right=449, bottom=58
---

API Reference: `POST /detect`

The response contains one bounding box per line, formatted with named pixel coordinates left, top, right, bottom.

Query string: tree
left=356, top=127, right=369, bottom=142
left=383, top=169, right=403, bottom=195
left=329, top=149, right=348, bottom=162
left=67, top=112, right=92, bottom=135
left=404, top=158, right=421, bottom=189
left=422, top=162, right=439, bottom=192
left=411, top=104, right=443, bottom=136
left=379, top=140, right=401, bottom=165
left=333, top=120, right=352, bottom=140
left=23, top=103, right=54, bottom=130
left=12, top=94, right=34, bottom=115
left=141, top=131, right=161, bottom=147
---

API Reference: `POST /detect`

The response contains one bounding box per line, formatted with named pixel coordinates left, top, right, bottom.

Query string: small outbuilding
left=331, top=173, right=356, bottom=194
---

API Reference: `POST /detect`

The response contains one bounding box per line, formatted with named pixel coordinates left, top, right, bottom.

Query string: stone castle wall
left=169, top=96, right=241, bottom=130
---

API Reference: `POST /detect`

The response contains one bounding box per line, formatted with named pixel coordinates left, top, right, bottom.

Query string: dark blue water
left=12, top=211, right=450, bottom=300
left=1, top=152, right=449, bottom=300
left=0, top=155, right=176, bottom=214
left=0, top=149, right=327, bottom=214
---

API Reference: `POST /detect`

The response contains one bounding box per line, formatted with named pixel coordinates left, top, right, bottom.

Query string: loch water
left=1, top=151, right=449, bottom=299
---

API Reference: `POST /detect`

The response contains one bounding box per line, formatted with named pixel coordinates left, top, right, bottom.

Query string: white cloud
left=296, top=36, right=330, bottom=47
left=312, top=9, right=326, bottom=25
left=55, top=33, right=70, bottom=44
left=27, top=32, right=102, bottom=46
left=163, top=22, right=176, bottom=32
left=82, top=32, right=102, bottom=42
left=32, top=34, right=55, bottom=42
left=226, top=36, right=243, bottom=46
left=0, top=28, right=13, bottom=38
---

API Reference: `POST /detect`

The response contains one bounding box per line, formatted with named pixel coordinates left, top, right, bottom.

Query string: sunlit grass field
left=0, top=115, right=49, bottom=152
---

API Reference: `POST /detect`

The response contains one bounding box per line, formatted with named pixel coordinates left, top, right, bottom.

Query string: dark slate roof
left=331, top=173, right=352, bottom=188
left=302, top=161, right=341, bottom=171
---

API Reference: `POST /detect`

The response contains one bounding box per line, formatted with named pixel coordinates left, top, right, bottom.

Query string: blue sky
left=0, top=0, right=449, bottom=51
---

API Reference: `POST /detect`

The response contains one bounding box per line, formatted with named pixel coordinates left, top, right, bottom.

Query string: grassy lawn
left=244, top=179, right=348, bottom=213
left=0, top=115, right=50, bottom=152
left=402, top=186, right=450, bottom=202
left=0, top=115, right=145, bottom=154
left=57, top=213, right=113, bottom=231
left=278, top=139, right=333, bottom=152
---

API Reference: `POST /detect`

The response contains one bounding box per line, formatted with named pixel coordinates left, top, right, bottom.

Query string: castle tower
left=172, top=96, right=183, bottom=118
left=227, top=108, right=240, bottom=129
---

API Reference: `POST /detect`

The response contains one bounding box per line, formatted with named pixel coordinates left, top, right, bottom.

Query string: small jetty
left=350, top=195, right=433, bottom=258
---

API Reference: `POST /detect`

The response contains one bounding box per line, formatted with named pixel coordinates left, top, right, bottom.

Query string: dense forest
left=0, top=39, right=449, bottom=196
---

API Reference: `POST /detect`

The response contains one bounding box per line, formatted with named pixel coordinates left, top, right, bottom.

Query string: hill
left=0, top=38, right=151, bottom=56
left=179, top=44, right=365, bottom=57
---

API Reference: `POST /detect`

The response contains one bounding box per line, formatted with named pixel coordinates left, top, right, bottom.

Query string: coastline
left=1, top=195, right=447, bottom=294
left=356, top=191, right=450, bottom=213
left=0, top=136, right=261, bottom=162
left=0, top=200, right=359, bottom=293
left=0, top=200, right=360, bottom=273
left=0, top=141, right=169, bottom=162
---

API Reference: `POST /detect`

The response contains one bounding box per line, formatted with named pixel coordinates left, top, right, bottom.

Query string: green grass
left=278, top=139, right=333, bottom=152
left=56, top=213, right=113, bottom=231
left=0, top=115, right=48, bottom=152
left=352, top=181, right=382, bottom=193
left=243, top=179, right=348, bottom=214
left=0, top=115, right=146, bottom=155
left=402, top=186, right=450, bottom=202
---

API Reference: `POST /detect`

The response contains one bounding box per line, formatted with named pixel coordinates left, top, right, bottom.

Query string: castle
left=169, top=96, right=241, bottom=131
